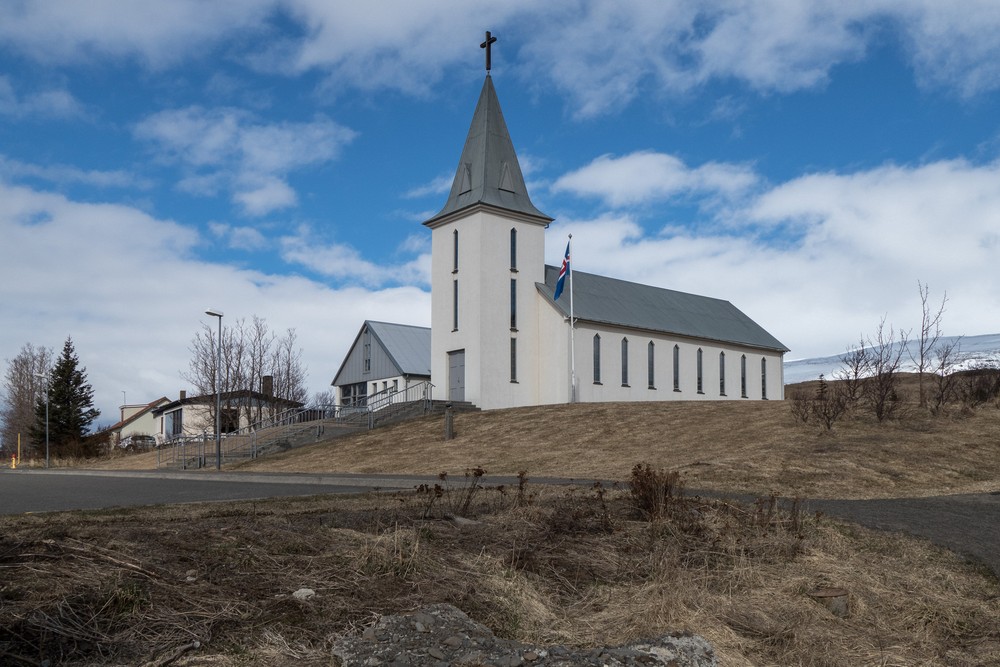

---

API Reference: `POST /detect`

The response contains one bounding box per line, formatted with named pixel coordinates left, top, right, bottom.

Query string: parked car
left=119, top=434, right=157, bottom=450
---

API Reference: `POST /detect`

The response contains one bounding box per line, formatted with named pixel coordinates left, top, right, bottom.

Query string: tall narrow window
left=452, top=229, right=459, bottom=272
left=696, top=348, right=704, bottom=393
left=362, top=330, right=371, bottom=373
left=510, top=278, right=517, bottom=329
left=621, top=338, right=629, bottom=386
left=510, top=228, right=517, bottom=270
left=510, top=338, right=517, bottom=382
left=673, top=344, right=680, bottom=391
left=740, top=355, right=748, bottom=398
left=719, top=352, right=726, bottom=396
left=593, top=334, right=602, bottom=384
left=647, top=341, right=655, bottom=389
left=761, top=357, right=768, bottom=399
left=452, top=280, right=459, bottom=331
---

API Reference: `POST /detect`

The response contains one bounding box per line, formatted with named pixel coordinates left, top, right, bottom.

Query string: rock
left=292, top=587, right=316, bottom=600
left=331, top=603, right=717, bottom=667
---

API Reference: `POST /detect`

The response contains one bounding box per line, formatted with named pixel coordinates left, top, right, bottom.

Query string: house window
left=165, top=409, right=183, bottom=437
left=510, top=278, right=517, bottom=330
left=697, top=348, right=704, bottom=394
left=741, top=355, right=748, bottom=398
left=593, top=334, right=602, bottom=384
left=510, top=228, right=517, bottom=270
left=673, top=345, right=680, bottom=391
left=761, top=357, right=768, bottom=400
left=621, top=338, right=629, bottom=386
left=510, top=338, right=517, bottom=382
left=647, top=341, right=655, bottom=389
left=452, top=280, right=459, bottom=331
left=719, top=352, right=726, bottom=396
left=452, top=229, right=459, bottom=272
left=393, top=379, right=399, bottom=392
left=342, top=382, right=367, bottom=406
left=371, top=382, right=378, bottom=395
left=362, top=330, right=371, bottom=373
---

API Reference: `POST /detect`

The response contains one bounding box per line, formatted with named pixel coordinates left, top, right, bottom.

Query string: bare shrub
left=629, top=463, right=684, bottom=521
left=863, top=318, right=909, bottom=422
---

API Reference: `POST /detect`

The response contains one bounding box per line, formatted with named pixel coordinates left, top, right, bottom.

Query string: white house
left=151, top=390, right=304, bottom=442
left=332, top=320, right=431, bottom=407
left=335, top=71, right=788, bottom=410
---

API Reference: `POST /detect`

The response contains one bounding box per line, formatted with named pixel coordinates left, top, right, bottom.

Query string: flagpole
left=568, top=234, right=576, bottom=403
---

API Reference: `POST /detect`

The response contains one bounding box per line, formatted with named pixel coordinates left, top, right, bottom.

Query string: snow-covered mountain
left=783, top=333, right=1000, bottom=385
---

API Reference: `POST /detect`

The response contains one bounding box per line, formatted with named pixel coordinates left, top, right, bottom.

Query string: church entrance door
left=448, top=350, right=465, bottom=402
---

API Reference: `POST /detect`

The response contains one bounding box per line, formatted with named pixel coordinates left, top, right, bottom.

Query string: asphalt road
left=2, top=469, right=997, bottom=579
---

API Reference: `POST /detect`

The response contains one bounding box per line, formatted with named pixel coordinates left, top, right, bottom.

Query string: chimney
left=261, top=375, right=274, bottom=397
left=180, top=390, right=186, bottom=401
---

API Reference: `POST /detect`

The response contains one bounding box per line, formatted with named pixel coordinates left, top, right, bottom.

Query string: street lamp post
left=205, top=309, right=224, bottom=470
left=34, top=372, right=49, bottom=469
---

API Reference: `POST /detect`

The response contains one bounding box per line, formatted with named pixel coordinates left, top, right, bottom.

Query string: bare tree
left=909, top=281, right=947, bottom=408
left=1, top=343, right=53, bottom=455
left=181, top=316, right=308, bottom=431
left=929, top=337, right=963, bottom=414
left=864, top=317, right=909, bottom=422
left=834, top=338, right=870, bottom=407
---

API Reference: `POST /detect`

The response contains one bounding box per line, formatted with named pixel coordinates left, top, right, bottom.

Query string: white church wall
left=429, top=209, right=548, bottom=409
left=537, top=313, right=785, bottom=404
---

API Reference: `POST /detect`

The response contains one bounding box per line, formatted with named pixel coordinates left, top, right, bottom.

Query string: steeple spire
left=424, top=75, right=552, bottom=227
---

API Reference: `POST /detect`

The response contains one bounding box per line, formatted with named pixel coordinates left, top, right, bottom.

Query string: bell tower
left=423, top=35, right=552, bottom=408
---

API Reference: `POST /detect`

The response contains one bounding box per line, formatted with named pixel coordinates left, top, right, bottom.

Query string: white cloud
left=279, top=225, right=430, bottom=287
left=0, top=181, right=430, bottom=426
left=549, top=158, right=1000, bottom=360
left=134, top=106, right=356, bottom=216
left=552, top=151, right=758, bottom=208
left=0, top=0, right=275, bottom=68
left=0, top=155, right=150, bottom=189
left=4, top=3, right=1000, bottom=117
left=209, top=222, right=268, bottom=251
left=404, top=173, right=453, bottom=199
left=0, top=76, right=85, bottom=120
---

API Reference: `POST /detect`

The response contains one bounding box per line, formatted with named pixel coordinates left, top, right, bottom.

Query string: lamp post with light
left=205, top=309, right=224, bottom=470
left=34, top=372, right=49, bottom=469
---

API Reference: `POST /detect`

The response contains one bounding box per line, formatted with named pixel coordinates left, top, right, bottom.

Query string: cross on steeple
left=480, top=31, right=497, bottom=72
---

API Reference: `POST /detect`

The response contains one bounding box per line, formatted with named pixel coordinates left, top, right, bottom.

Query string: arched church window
left=647, top=341, right=655, bottom=389
left=761, top=357, right=768, bottom=400
left=740, top=355, right=748, bottom=398
left=593, top=334, right=602, bottom=384
left=621, top=338, right=629, bottom=387
left=719, top=352, right=726, bottom=396
left=696, top=348, right=704, bottom=394
left=452, top=229, right=459, bottom=272
left=673, top=345, right=680, bottom=391
left=510, top=228, right=517, bottom=270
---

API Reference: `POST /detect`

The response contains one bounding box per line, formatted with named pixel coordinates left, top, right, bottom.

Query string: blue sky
left=2, top=1, right=1000, bottom=425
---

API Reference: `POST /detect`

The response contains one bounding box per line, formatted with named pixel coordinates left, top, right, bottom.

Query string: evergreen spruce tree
left=32, top=337, right=100, bottom=456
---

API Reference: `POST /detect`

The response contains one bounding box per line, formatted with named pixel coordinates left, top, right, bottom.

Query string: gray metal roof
left=537, top=266, right=789, bottom=352
left=424, top=75, right=552, bottom=227
left=367, top=321, right=432, bottom=376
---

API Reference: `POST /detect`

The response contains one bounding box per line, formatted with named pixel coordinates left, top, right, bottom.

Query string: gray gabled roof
left=424, top=75, right=552, bottom=227
left=331, top=320, right=431, bottom=387
left=537, top=265, right=789, bottom=352
left=367, top=321, right=432, bottom=376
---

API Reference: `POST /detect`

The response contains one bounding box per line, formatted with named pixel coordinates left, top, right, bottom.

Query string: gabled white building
left=332, top=320, right=431, bottom=407
left=334, top=70, right=788, bottom=411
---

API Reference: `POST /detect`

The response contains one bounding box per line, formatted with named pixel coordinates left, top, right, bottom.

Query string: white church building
left=334, top=68, right=788, bottom=411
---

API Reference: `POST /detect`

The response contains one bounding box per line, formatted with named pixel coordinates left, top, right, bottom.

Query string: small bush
left=629, top=463, right=684, bottom=521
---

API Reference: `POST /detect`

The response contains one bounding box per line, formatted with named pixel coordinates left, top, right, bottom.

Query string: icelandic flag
left=553, top=241, right=570, bottom=300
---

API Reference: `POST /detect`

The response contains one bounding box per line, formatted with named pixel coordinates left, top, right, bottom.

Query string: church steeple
left=423, top=75, right=552, bottom=227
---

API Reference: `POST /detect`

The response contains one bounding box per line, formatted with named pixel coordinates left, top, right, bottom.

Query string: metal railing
left=155, top=381, right=435, bottom=468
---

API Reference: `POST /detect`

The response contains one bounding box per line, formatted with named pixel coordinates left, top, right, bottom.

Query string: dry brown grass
left=2, top=484, right=997, bottom=666
left=85, top=399, right=996, bottom=500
